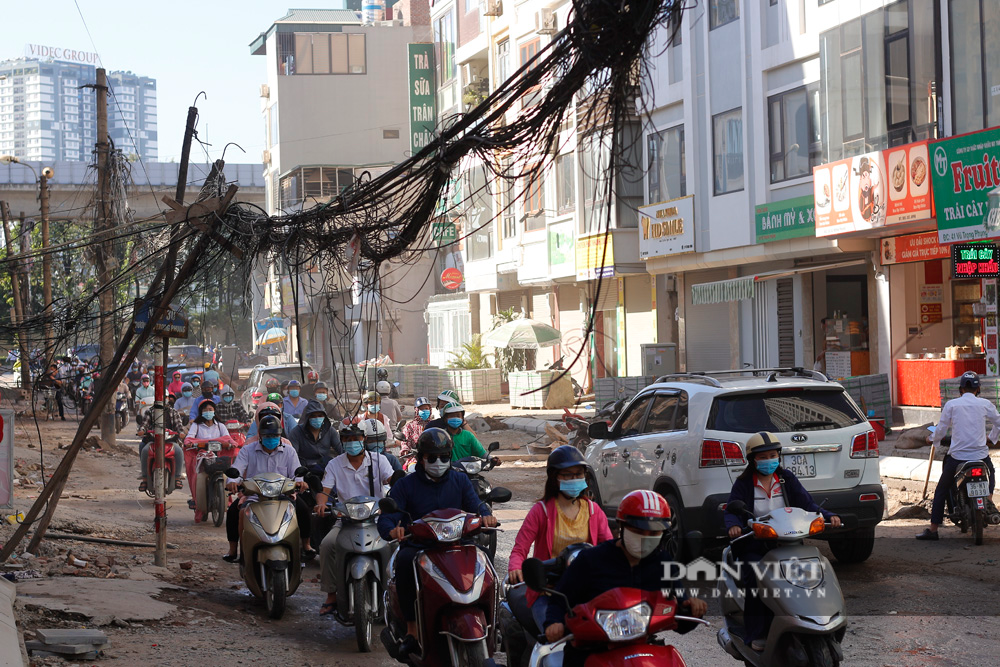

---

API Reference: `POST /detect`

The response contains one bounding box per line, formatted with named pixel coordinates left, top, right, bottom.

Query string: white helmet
left=375, top=380, right=392, bottom=395
left=362, top=418, right=387, bottom=440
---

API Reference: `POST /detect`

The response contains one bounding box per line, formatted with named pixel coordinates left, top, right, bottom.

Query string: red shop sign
left=440, top=267, right=463, bottom=290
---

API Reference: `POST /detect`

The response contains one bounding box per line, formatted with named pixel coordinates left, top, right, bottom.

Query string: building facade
left=0, top=57, right=157, bottom=163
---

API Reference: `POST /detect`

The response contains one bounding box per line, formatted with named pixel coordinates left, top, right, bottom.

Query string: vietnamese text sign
left=408, top=44, right=436, bottom=154
left=952, top=243, right=1000, bottom=279
left=931, top=127, right=1000, bottom=244
left=576, top=234, right=614, bottom=281
left=755, top=195, right=815, bottom=244
left=813, top=151, right=887, bottom=236
left=880, top=231, right=950, bottom=265
left=133, top=299, right=189, bottom=339
left=884, top=141, right=933, bottom=224
left=638, top=195, right=695, bottom=258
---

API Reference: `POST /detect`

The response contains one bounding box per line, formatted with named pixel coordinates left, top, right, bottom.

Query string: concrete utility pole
left=94, top=68, right=116, bottom=445
left=40, top=166, right=52, bottom=361
left=0, top=201, right=30, bottom=389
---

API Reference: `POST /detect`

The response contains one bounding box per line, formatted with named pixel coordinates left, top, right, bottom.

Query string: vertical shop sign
left=408, top=44, right=436, bottom=154
left=984, top=279, right=998, bottom=377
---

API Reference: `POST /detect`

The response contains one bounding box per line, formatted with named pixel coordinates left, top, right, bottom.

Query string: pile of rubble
left=25, top=628, right=109, bottom=661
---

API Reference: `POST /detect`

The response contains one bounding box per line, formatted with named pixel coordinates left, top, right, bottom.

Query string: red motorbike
left=139, top=430, right=183, bottom=497
left=522, top=559, right=708, bottom=667
left=225, top=419, right=248, bottom=448
left=378, top=493, right=511, bottom=667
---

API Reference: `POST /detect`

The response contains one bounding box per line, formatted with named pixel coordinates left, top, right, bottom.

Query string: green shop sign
left=931, top=127, right=1000, bottom=244
left=407, top=44, right=436, bottom=154
left=431, top=221, right=457, bottom=246
left=755, top=195, right=815, bottom=243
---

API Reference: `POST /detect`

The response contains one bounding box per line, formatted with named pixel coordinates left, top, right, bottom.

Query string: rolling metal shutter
left=776, top=278, right=795, bottom=367
left=497, top=290, right=525, bottom=314
left=685, top=269, right=732, bottom=372
left=531, top=290, right=552, bottom=324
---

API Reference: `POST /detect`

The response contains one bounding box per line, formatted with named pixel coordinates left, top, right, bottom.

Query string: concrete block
left=34, top=628, right=108, bottom=645
left=26, top=639, right=110, bottom=654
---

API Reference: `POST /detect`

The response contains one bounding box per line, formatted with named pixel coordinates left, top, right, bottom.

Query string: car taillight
left=700, top=440, right=745, bottom=467
left=851, top=431, right=878, bottom=458
left=969, top=467, right=984, bottom=477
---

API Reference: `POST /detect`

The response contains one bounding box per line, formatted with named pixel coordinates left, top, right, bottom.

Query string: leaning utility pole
left=40, top=166, right=53, bottom=362
left=0, top=201, right=30, bottom=389
left=93, top=68, right=116, bottom=445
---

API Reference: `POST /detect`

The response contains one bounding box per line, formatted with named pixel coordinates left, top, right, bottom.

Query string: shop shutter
left=685, top=269, right=732, bottom=372
left=776, top=278, right=795, bottom=367
left=588, top=280, right=619, bottom=312
left=497, top=290, right=524, bottom=315
left=532, top=290, right=552, bottom=324
left=753, top=281, right=769, bottom=367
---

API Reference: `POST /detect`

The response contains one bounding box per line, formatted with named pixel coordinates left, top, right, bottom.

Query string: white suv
left=584, top=368, right=885, bottom=563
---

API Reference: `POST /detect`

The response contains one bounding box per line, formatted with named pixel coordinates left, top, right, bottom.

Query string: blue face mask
left=755, top=458, right=780, bottom=476
left=182, top=390, right=192, bottom=397
left=365, top=439, right=386, bottom=453
left=308, top=417, right=325, bottom=429
left=447, top=417, right=463, bottom=429
left=201, top=411, right=215, bottom=421
left=345, top=440, right=364, bottom=456
left=223, top=395, right=234, bottom=403
left=316, top=393, right=328, bottom=402
left=261, top=435, right=281, bottom=450
left=289, top=390, right=299, bottom=398
left=559, top=478, right=588, bottom=498
left=418, top=409, right=431, bottom=420
left=368, top=404, right=380, bottom=413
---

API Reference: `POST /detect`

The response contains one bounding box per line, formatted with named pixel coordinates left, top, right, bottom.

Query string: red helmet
left=616, top=490, right=671, bottom=531
left=307, top=370, right=319, bottom=381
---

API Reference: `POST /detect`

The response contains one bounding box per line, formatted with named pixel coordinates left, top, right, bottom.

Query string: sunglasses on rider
left=424, top=454, right=451, bottom=464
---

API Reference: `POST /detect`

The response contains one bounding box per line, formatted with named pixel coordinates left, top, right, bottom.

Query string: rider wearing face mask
left=505, top=446, right=613, bottom=658
left=362, top=418, right=402, bottom=472
left=423, top=389, right=460, bottom=430
left=441, top=401, right=489, bottom=460
left=315, top=424, right=395, bottom=617
left=188, top=380, right=220, bottom=423
left=377, top=428, right=498, bottom=651
left=172, top=382, right=196, bottom=422
left=223, top=404, right=308, bottom=563
left=724, top=432, right=841, bottom=652
left=402, top=397, right=433, bottom=453
left=375, top=380, right=404, bottom=430
left=134, top=374, right=154, bottom=401
left=183, top=397, right=235, bottom=522
left=167, top=371, right=185, bottom=398
left=539, top=490, right=708, bottom=665
left=310, top=382, right=343, bottom=422
left=283, top=379, right=308, bottom=421
left=214, top=388, right=250, bottom=424
left=288, top=400, right=343, bottom=474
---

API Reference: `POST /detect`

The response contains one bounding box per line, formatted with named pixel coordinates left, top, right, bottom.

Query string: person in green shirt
left=442, top=401, right=488, bottom=460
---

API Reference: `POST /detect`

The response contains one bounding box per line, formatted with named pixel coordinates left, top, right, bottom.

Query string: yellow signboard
left=576, top=234, right=615, bottom=281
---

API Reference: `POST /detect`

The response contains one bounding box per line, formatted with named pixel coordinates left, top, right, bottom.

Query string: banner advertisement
left=638, top=195, right=695, bottom=258
left=407, top=44, right=436, bottom=155
left=880, top=231, right=950, bottom=265
left=576, top=234, right=614, bottom=281
left=930, top=127, right=1000, bottom=244
left=755, top=195, right=815, bottom=244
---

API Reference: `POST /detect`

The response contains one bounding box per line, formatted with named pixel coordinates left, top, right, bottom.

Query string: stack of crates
left=412, top=367, right=445, bottom=399
left=443, top=369, right=502, bottom=404
left=594, top=376, right=655, bottom=407
left=400, top=365, right=433, bottom=398
left=840, top=374, right=893, bottom=428
left=509, top=370, right=556, bottom=408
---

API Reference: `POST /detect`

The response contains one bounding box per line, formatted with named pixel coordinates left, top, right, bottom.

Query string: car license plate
left=783, top=453, right=816, bottom=478
left=208, top=441, right=222, bottom=452
left=967, top=481, right=989, bottom=498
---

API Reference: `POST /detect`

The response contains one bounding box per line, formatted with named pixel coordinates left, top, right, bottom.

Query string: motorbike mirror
left=378, top=497, right=399, bottom=514
left=727, top=500, right=751, bottom=518
left=388, top=470, right=406, bottom=487
left=613, top=399, right=625, bottom=411
left=588, top=421, right=610, bottom=439
left=225, top=467, right=240, bottom=479
left=488, top=441, right=500, bottom=452
left=293, top=466, right=308, bottom=477
left=522, top=558, right=548, bottom=592
left=487, top=487, right=512, bottom=504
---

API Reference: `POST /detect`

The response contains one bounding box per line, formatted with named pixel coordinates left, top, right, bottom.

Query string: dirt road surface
left=3, top=413, right=1000, bottom=666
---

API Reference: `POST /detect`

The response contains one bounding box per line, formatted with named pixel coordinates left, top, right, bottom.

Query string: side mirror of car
left=378, top=497, right=399, bottom=514
left=487, top=487, right=512, bottom=504
left=522, top=558, right=547, bottom=592
left=588, top=421, right=610, bottom=439
left=488, top=441, right=500, bottom=452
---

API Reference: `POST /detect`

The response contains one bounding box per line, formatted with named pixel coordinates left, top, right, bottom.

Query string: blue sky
left=4, top=1, right=344, bottom=164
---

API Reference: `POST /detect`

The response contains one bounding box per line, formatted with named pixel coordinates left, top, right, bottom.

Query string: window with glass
left=523, top=163, right=545, bottom=232
left=580, top=132, right=611, bottom=234
left=950, top=0, right=1000, bottom=134
left=713, top=108, right=744, bottom=195
left=519, top=38, right=542, bottom=108
left=555, top=152, right=576, bottom=213
left=278, top=166, right=364, bottom=209
left=616, top=394, right=653, bottom=437
left=647, top=125, right=685, bottom=203
left=496, top=39, right=510, bottom=86
left=277, top=33, right=366, bottom=75
left=710, top=0, right=739, bottom=30
left=435, top=11, right=457, bottom=111
left=768, top=85, right=821, bottom=183
left=818, top=0, right=938, bottom=162
left=642, top=392, right=688, bottom=433
left=463, top=165, right=494, bottom=261
left=500, top=158, right=517, bottom=239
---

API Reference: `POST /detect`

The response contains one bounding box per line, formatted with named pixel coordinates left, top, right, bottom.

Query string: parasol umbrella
left=256, top=327, right=288, bottom=346
left=481, top=319, right=562, bottom=349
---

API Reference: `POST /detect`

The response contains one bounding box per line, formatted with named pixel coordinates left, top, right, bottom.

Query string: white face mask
left=424, top=460, right=451, bottom=479
left=622, top=528, right=662, bottom=560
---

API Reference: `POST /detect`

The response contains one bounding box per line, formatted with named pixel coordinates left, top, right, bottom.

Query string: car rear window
left=261, top=368, right=311, bottom=385
left=707, top=389, right=866, bottom=433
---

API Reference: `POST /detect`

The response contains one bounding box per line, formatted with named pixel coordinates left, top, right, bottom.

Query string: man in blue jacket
left=377, top=427, right=496, bottom=652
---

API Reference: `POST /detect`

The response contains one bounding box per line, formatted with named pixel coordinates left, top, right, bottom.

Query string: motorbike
left=137, top=395, right=155, bottom=422
left=225, top=465, right=308, bottom=619
left=194, top=439, right=242, bottom=527
left=717, top=501, right=847, bottom=667
left=451, top=442, right=507, bottom=560
left=562, top=400, right=625, bottom=451
left=521, top=557, right=708, bottom=667
left=115, top=391, right=129, bottom=433
left=500, top=543, right=592, bottom=667
left=942, top=459, right=1000, bottom=544
left=378, top=491, right=511, bottom=666
left=327, top=494, right=395, bottom=652
left=225, top=419, right=248, bottom=448
left=138, top=430, right=184, bottom=496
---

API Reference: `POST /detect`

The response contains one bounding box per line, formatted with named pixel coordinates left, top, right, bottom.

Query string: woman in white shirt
left=183, top=397, right=234, bottom=522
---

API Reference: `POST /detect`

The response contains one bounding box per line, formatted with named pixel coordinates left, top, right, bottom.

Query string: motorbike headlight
left=595, top=602, right=651, bottom=642
left=461, top=461, right=483, bottom=474
left=257, top=479, right=284, bottom=498
left=426, top=516, right=465, bottom=542
left=344, top=501, right=375, bottom=521
left=780, top=557, right=824, bottom=590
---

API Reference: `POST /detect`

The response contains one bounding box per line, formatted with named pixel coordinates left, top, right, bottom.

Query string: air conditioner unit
left=482, top=0, right=502, bottom=17
left=460, top=63, right=478, bottom=86
left=536, top=8, right=557, bottom=35
left=262, top=149, right=271, bottom=165
left=259, top=84, right=270, bottom=99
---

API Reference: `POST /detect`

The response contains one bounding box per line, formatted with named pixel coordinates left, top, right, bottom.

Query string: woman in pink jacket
left=507, top=445, right=613, bottom=635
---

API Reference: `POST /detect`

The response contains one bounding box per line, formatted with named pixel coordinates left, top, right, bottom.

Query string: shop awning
left=691, top=259, right=867, bottom=305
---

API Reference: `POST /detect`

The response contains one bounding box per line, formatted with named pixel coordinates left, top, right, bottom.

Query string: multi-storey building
left=251, top=6, right=436, bottom=375
left=0, top=57, right=157, bottom=163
